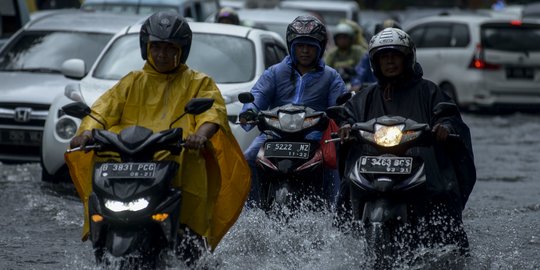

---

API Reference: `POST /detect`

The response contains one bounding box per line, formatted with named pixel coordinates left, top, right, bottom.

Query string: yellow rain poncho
left=65, top=63, right=251, bottom=250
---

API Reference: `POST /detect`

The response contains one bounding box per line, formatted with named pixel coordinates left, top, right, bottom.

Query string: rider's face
left=294, top=43, right=318, bottom=67
left=378, top=50, right=405, bottom=78
left=149, top=42, right=181, bottom=73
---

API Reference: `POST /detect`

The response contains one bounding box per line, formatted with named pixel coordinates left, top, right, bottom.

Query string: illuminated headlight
left=279, top=112, right=305, bottom=132
left=373, top=124, right=404, bottom=147
left=105, top=198, right=149, bottom=212
left=55, top=117, right=78, bottom=140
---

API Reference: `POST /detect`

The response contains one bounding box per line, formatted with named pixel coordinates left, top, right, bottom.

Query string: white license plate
left=100, top=162, right=156, bottom=178
left=359, top=156, right=413, bottom=174
left=264, top=142, right=310, bottom=159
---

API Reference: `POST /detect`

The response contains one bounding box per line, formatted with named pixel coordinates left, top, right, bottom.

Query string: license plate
left=0, top=129, right=42, bottom=146
left=264, top=142, right=310, bottom=159
left=506, top=67, right=534, bottom=79
left=100, top=162, right=156, bottom=178
left=359, top=156, right=413, bottom=174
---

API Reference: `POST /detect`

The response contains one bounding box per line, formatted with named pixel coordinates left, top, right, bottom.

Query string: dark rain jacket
left=341, top=63, right=476, bottom=210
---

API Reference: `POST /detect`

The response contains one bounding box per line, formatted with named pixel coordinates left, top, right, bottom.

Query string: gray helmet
left=333, top=22, right=355, bottom=43
left=140, top=11, right=192, bottom=63
left=368, top=28, right=415, bottom=78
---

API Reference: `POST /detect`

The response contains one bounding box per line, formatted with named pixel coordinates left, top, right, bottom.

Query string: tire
left=40, top=163, right=71, bottom=183
left=364, top=223, right=396, bottom=270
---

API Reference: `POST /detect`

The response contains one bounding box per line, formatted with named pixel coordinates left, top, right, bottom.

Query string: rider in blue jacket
left=239, top=15, right=347, bottom=206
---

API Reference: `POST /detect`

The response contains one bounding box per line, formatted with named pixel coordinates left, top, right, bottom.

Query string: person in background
left=68, top=11, right=250, bottom=266
left=350, top=19, right=402, bottom=92
left=215, top=7, right=240, bottom=25
left=325, top=22, right=366, bottom=86
left=239, top=15, right=347, bottom=207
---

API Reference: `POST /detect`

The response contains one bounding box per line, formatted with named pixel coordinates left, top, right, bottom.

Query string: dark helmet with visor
left=140, top=11, right=192, bottom=64
left=215, top=7, right=240, bottom=25
left=286, top=15, right=327, bottom=58
left=368, top=27, right=416, bottom=78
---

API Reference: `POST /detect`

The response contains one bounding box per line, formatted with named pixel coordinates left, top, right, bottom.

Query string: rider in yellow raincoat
left=65, top=11, right=250, bottom=258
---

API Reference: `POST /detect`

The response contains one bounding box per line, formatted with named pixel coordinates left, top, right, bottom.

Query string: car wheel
left=40, top=161, right=70, bottom=183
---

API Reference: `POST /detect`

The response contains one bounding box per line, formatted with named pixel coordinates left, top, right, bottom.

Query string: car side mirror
left=238, top=92, right=255, bottom=104
left=184, top=98, right=214, bottom=115
left=61, top=102, right=91, bottom=119
left=61, top=58, right=86, bottom=80
left=433, top=102, right=459, bottom=117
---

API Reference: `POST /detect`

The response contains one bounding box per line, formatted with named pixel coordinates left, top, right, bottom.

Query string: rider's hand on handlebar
left=69, top=130, right=93, bottom=151
left=338, top=123, right=351, bottom=144
left=432, top=123, right=452, bottom=142
left=185, top=134, right=208, bottom=150
left=239, top=109, right=257, bottom=124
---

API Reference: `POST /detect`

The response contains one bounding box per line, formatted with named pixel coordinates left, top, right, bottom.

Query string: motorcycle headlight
left=105, top=198, right=149, bottom=212
left=373, top=124, right=404, bottom=147
left=264, top=116, right=280, bottom=129
left=302, top=116, right=321, bottom=129
left=55, top=117, right=78, bottom=140
left=279, top=112, right=305, bottom=132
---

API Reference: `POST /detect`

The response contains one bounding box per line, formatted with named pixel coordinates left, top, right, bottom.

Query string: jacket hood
left=0, top=72, right=76, bottom=104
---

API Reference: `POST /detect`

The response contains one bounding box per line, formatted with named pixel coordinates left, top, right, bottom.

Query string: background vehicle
left=405, top=14, right=540, bottom=111
left=0, top=0, right=30, bottom=47
left=0, top=10, right=142, bottom=162
left=81, top=0, right=220, bottom=22
left=41, top=21, right=287, bottom=182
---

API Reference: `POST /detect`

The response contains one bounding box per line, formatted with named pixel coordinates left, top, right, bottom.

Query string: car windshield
left=82, top=3, right=178, bottom=15
left=482, top=24, right=540, bottom=52
left=0, top=31, right=112, bottom=73
left=94, top=33, right=255, bottom=83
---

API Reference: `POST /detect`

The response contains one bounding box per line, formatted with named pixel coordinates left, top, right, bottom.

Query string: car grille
left=0, top=103, right=50, bottom=162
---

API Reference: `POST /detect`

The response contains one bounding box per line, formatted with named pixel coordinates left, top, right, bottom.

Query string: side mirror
left=238, top=92, right=254, bottom=104
left=61, top=102, right=91, bottom=119
left=61, top=59, right=86, bottom=80
left=326, top=106, right=347, bottom=122
left=185, top=98, right=214, bottom=115
left=335, top=92, right=353, bottom=106
left=433, top=102, right=459, bottom=118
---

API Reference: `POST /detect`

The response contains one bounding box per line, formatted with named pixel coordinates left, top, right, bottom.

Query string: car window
left=264, top=43, right=278, bottom=68
left=408, top=26, right=426, bottom=47
left=422, top=24, right=452, bottom=48
left=94, top=33, right=255, bottom=83
left=82, top=3, right=178, bottom=15
left=274, top=44, right=288, bottom=60
left=451, top=23, right=469, bottom=47
left=481, top=23, right=540, bottom=52
left=0, top=31, right=112, bottom=73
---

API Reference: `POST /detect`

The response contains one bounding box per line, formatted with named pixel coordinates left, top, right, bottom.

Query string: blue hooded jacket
left=241, top=55, right=346, bottom=130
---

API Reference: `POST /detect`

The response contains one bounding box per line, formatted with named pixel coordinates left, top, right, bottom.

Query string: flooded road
left=0, top=112, right=539, bottom=269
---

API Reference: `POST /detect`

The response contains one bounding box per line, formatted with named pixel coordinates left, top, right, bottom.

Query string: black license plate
left=359, top=156, right=413, bottom=174
left=264, top=142, right=310, bottom=159
left=506, top=67, right=534, bottom=79
left=0, top=129, right=42, bottom=146
left=100, top=162, right=156, bottom=178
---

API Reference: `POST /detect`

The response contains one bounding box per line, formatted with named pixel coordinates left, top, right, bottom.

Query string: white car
left=0, top=10, right=143, bottom=162
left=41, top=21, right=287, bottom=182
left=405, top=14, right=540, bottom=110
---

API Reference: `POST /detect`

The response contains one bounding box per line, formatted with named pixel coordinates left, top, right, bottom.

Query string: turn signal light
left=91, top=214, right=103, bottom=223
left=152, top=213, right=169, bottom=222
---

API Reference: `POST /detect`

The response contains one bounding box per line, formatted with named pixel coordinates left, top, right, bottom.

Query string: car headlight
left=104, top=198, right=149, bottom=212
left=55, top=117, right=78, bottom=140
left=373, top=124, right=404, bottom=147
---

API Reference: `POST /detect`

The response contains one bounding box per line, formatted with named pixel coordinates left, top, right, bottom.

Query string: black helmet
left=286, top=15, right=327, bottom=58
left=140, top=11, right=192, bottom=64
left=215, top=7, right=240, bottom=25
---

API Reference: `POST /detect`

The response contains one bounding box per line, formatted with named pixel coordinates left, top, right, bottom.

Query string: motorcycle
left=238, top=92, right=334, bottom=212
left=62, top=98, right=214, bottom=268
left=329, top=102, right=461, bottom=269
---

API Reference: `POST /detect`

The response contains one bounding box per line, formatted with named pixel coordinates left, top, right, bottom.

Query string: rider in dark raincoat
left=336, top=27, right=476, bottom=253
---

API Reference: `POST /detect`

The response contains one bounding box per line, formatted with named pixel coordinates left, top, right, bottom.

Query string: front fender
left=362, top=199, right=408, bottom=224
